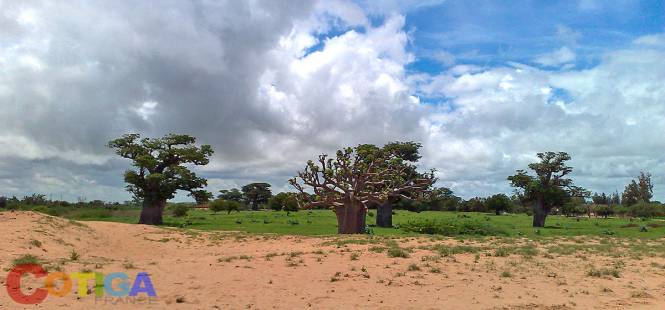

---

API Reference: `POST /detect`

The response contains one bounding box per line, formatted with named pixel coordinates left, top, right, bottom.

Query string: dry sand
left=1, top=211, right=665, bottom=309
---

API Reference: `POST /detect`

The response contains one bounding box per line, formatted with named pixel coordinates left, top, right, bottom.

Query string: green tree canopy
left=622, top=171, right=653, bottom=206
left=242, top=183, right=272, bottom=211
left=218, top=188, right=244, bottom=203
left=108, top=133, right=213, bottom=225
left=508, top=152, right=580, bottom=227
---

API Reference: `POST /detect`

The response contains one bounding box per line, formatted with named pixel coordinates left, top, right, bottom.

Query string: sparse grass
left=387, top=247, right=409, bottom=258
left=407, top=263, right=421, bottom=271
left=350, top=253, right=360, bottom=260
left=369, top=246, right=386, bottom=253
left=12, top=254, right=40, bottom=267
left=69, top=249, right=80, bottom=261
left=500, top=270, right=512, bottom=278
left=29, top=239, right=42, bottom=248
left=587, top=266, right=621, bottom=278
left=123, top=262, right=136, bottom=269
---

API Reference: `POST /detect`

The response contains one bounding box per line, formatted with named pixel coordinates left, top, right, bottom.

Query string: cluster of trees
left=0, top=193, right=135, bottom=210
left=210, top=183, right=298, bottom=214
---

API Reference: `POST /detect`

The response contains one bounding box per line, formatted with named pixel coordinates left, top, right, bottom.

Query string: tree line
left=1, top=133, right=660, bottom=234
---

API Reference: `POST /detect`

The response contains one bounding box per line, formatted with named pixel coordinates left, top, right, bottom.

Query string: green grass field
left=38, top=207, right=665, bottom=238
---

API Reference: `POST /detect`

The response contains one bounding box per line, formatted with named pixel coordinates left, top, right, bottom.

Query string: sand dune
left=1, top=211, right=664, bottom=309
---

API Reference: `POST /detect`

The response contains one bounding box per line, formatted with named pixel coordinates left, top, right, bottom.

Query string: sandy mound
left=1, top=211, right=664, bottom=309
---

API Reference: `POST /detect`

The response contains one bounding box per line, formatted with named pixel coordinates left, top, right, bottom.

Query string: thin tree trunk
left=376, top=202, right=393, bottom=228
left=139, top=198, right=166, bottom=225
left=532, top=199, right=548, bottom=227
left=335, top=201, right=366, bottom=234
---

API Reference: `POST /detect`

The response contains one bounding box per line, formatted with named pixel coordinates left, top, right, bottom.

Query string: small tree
left=208, top=199, right=226, bottom=214
left=486, top=194, right=512, bottom=215
left=508, top=152, right=580, bottom=227
left=191, top=190, right=213, bottom=205
left=108, top=133, right=213, bottom=225
left=622, top=172, right=653, bottom=206
left=171, top=204, right=189, bottom=217
left=241, top=183, right=272, bottom=211
left=223, top=200, right=243, bottom=214
left=268, top=192, right=299, bottom=214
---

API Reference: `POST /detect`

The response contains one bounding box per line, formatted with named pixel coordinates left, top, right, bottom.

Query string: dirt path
left=1, top=211, right=664, bottom=309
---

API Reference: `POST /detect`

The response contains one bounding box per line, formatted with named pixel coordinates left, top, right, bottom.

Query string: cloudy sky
left=1, top=0, right=664, bottom=202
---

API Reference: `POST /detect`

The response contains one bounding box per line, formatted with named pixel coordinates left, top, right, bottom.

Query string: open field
left=2, top=211, right=665, bottom=309
left=24, top=206, right=665, bottom=238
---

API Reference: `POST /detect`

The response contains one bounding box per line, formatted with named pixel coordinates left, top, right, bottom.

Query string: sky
left=0, top=0, right=664, bottom=202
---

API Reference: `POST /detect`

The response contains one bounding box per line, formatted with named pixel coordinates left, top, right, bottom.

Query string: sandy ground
left=1, top=212, right=665, bottom=309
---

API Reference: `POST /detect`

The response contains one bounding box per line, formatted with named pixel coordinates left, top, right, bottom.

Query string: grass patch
left=387, top=247, right=409, bottom=258
left=12, top=254, right=40, bottom=267
left=400, top=218, right=507, bottom=236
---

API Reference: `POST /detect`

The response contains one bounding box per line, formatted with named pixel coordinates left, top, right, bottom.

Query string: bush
left=171, top=204, right=189, bottom=217
left=630, top=201, right=664, bottom=218
left=595, top=205, right=614, bottom=218
left=268, top=193, right=299, bottom=213
left=208, top=199, right=225, bottom=213
left=400, top=218, right=507, bottom=236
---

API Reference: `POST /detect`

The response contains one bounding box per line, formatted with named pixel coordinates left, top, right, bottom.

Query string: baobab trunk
left=376, top=202, right=393, bottom=228
left=532, top=199, right=548, bottom=227
left=335, top=201, right=366, bottom=234
left=139, top=197, right=166, bottom=225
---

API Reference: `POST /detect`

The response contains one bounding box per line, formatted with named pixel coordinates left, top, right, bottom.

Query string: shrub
left=387, top=247, right=409, bottom=258
left=595, top=205, right=614, bottom=218
left=400, top=218, right=507, bottom=236
left=208, top=199, right=226, bottom=213
left=630, top=201, right=664, bottom=218
left=171, top=204, right=189, bottom=217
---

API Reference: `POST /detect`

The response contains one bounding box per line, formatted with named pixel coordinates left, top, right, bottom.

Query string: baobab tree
left=290, top=145, right=435, bottom=234
left=508, top=152, right=582, bottom=227
left=356, top=142, right=435, bottom=227
left=108, top=133, right=213, bottom=225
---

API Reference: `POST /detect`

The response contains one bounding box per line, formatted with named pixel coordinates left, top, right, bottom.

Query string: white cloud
left=534, top=46, right=576, bottom=67
left=0, top=1, right=663, bottom=203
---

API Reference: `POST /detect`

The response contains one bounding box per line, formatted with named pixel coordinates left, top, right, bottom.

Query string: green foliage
left=629, top=201, right=663, bottom=218
left=242, top=183, right=272, bottom=211
left=595, top=205, right=614, bottom=218
left=208, top=199, right=225, bottom=213
left=387, top=247, right=410, bottom=258
left=190, top=190, right=213, bottom=205
left=268, top=192, right=299, bottom=212
left=218, top=188, right=244, bottom=203
left=107, top=133, right=213, bottom=221
left=12, top=254, right=40, bottom=267
left=419, top=187, right=461, bottom=211
left=486, top=194, right=512, bottom=215
left=208, top=199, right=243, bottom=214
left=171, top=204, right=189, bottom=217
left=622, top=172, right=653, bottom=206
left=400, top=218, right=507, bottom=236
left=508, top=152, right=583, bottom=227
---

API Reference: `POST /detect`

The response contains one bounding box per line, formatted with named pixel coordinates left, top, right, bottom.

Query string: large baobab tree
left=365, top=142, right=434, bottom=227
left=508, top=152, right=582, bottom=227
left=108, top=133, right=213, bottom=225
left=290, top=144, right=435, bottom=234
